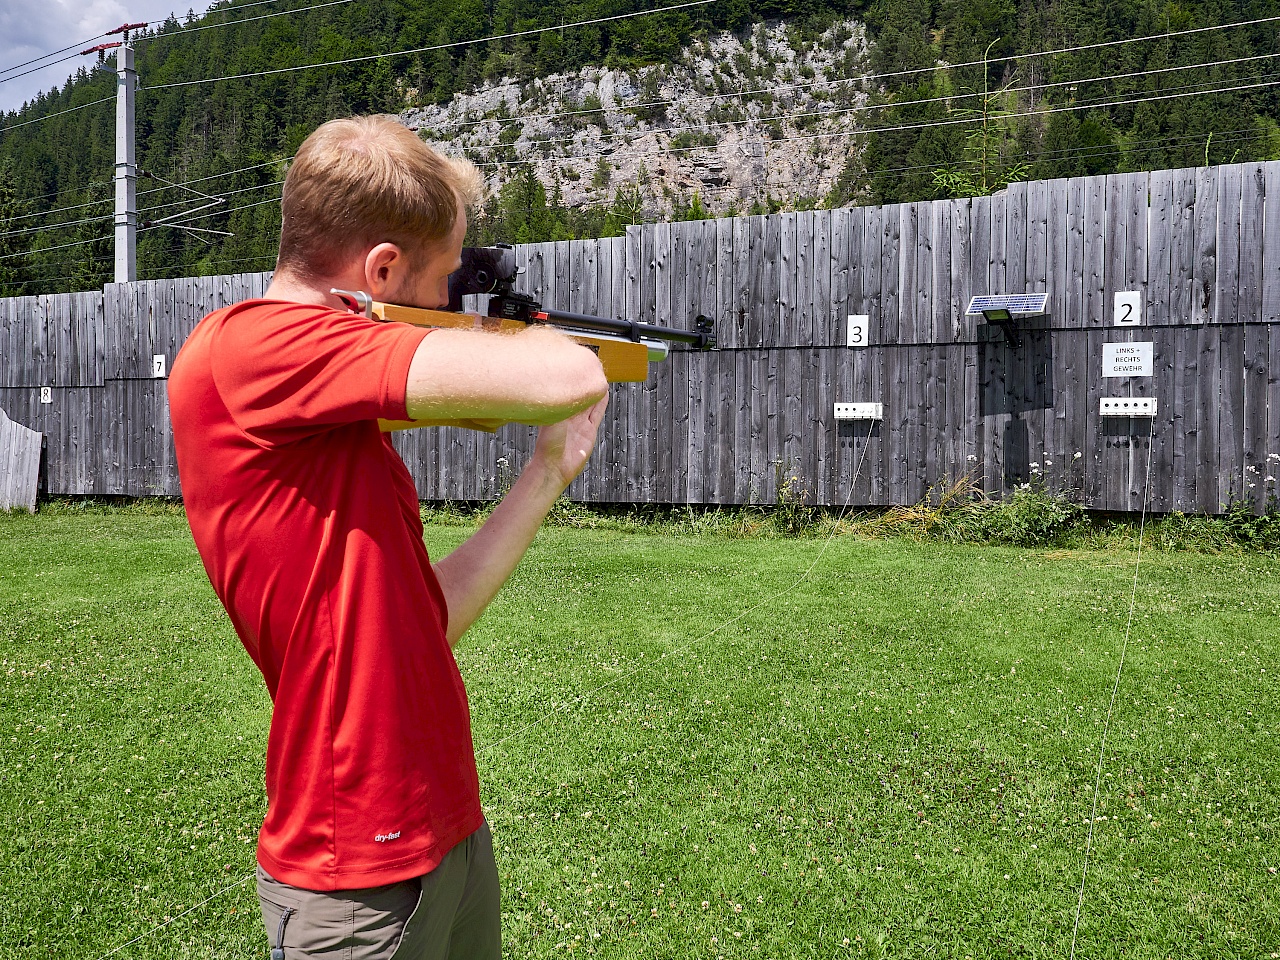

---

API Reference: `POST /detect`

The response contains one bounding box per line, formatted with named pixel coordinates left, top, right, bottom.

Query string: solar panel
left=965, top=294, right=1049, bottom=315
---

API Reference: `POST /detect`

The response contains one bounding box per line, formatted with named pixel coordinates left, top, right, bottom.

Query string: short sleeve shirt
left=168, top=299, right=482, bottom=890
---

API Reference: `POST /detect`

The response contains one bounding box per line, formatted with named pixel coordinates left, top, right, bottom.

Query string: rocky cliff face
left=402, top=20, right=872, bottom=218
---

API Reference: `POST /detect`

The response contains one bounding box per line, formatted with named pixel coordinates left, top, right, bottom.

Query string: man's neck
left=265, top=270, right=359, bottom=311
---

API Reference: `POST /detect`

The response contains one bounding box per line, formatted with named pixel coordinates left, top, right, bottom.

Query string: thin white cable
left=146, top=0, right=718, bottom=91
left=0, top=96, right=113, bottom=136
left=433, top=48, right=1280, bottom=138
left=92, top=872, right=254, bottom=960
left=0, top=235, right=107, bottom=260
left=478, top=431, right=876, bottom=758
left=139, top=189, right=283, bottom=231
left=142, top=0, right=356, bottom=39
left=478, top=73, right=1280, bottom=168
left=1068, top=414, right=1158, bottom=958
left=138, top=159, right=285, bottom=198
left=139, top=178, right=281, bottom=216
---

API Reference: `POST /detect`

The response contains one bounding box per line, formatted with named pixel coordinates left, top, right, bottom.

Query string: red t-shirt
left=168, top=299, right=483, bottom=890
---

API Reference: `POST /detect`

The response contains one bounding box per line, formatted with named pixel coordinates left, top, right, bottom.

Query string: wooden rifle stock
left=332, top=289, right=666, bottom=383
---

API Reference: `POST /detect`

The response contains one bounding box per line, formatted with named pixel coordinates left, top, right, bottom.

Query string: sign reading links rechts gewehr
left=1102, top=342, right=1154, bottom=377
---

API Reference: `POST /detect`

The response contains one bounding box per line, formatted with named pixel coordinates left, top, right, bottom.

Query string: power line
left=0, top=33, right=109, bottom=82
left=0, top=165, right=260, bottom=231
left=0, top=52, right=90, bottom=88
left=0, top=214, right=113, bottom=242
left=139, top=178, right=283, bottom=216
left=0, top=235, right=109, bottom=261
left=144, top=0, right=717, bottom=91
left=428, top=48, right=1280, bottom=144
left=473, top=72, right=1280, bottom=171
left=137, top=159, right=286, bottom=198
left=0, top=95, right=113, bottom=136
left=440, top=51, right=1280, bottom=159
left=428, top=13, right=1280, bottom=137
left=138, top=0, right=356, bottom=41
left=139, top=189, right=284, bottom=231
left=1, top=188, right=113, bottom=224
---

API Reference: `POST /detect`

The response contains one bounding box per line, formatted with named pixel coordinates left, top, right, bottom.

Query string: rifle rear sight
left=448, top=246, right=717, bottom=352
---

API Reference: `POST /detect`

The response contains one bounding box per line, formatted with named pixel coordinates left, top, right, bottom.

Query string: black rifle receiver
left=447, top=245, right=716, bottom=351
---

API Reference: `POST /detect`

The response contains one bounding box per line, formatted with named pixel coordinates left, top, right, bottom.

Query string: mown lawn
left=0, top=506, right=1276, bottom=959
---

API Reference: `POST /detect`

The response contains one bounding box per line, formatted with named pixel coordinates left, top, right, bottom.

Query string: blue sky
left=0, top=0, right=187, bottom=113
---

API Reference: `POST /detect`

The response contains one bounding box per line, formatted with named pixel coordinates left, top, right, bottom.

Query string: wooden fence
left=2, top=161, right=1279, bottom=513
left=0, top=407, right=41, bottom=512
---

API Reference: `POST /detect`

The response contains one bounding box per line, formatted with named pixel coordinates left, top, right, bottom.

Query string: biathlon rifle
left=332, top=245, right=716, bottom=383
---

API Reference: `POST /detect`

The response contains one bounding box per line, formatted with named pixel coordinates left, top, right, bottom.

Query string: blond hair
left=276, top=115, right=485, bottom=279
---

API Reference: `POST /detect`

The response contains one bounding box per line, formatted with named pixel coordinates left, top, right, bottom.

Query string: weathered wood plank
left=1005, top=181, right=1028, bottom=301
left=809, top=208, right=829, bottom=348
left=1145, top=171, right=1174, bottom=333
left=1216, top=165, right=1243, bottom=325
left=898, top=203, right=919, bottom=344
left=949, top=198, right=972, bottom=343
left=930, top=201, right=951, bottom=346
left=1171, top=325, right=1197, bottom=511
left=761, top=214, right=781, bottom=348
left=1186, top=167, right=1213, bottom=325
left=1269, top=322, right=1280, bottom=494
left=1264, top=166, right=1280, bottom=323
left=1062, top=178, right=1087, bottom=330
left=1240, top=164, right=1265, bottom=323
left=0, top=405, right=41, bottom=511
left=1195, top=322, right=1222, bottom=513
left=779, top=212, right=798, bottom=347
left=1219, top=325, right=1245, bottom=506
left=1243, top=321, right=1269, bottom=509
left=1082, top=176, right=1106, bottom=326
left=1146, top=327, right=1174, bottom=513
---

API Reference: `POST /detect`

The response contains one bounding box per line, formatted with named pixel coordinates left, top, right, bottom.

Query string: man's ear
left=363, top=243, right=407, bottom=299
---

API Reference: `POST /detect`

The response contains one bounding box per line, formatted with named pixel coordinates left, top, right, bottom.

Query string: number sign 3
left=846, top=315, right=870, bottom=348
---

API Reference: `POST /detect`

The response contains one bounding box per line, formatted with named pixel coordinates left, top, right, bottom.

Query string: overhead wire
left=444, top=51, right=1280, bottom=159
left=137, top=0, right=356, bottom=41
left=0, top=96, right=113, bottom=136
left=428, top=35, right=1280, bottom=136
left=0, top=235, right=109, bottom=260
left=139, top=178, right=283, bottom=217
left=144, top=0, right=718, bottom=91
left=139, top=189, right=284, bottom=232
left=0, top=33, right=110, bottom=80
left=0, top=52, right=92, bottom=88
left=469, top=72, right=1280, bottom=171
left=0, top=214, right=113, bottom=242
left=137, top=158, right=285, bottom=197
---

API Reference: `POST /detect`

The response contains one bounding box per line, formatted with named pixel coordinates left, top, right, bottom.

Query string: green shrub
left=976, top=483, right=1087, bottom=546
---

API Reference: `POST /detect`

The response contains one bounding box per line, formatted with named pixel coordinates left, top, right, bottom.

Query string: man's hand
left=529, top=396, right=609, bottom=492
left=432, top=394, right=610, bottom=647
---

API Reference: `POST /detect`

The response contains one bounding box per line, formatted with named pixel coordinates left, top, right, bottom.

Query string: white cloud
left=0, top=0, right=186, bottom=112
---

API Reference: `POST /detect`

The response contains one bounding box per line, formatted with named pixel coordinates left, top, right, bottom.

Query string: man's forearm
left=432, top=458, right=566, bottom=647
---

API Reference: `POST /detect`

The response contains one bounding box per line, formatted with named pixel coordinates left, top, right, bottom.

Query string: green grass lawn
left=0, top=507, right=1276, bottom=959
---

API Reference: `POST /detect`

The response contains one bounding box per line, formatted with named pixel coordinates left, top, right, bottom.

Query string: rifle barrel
left=537, top=307, right=714, bottom=349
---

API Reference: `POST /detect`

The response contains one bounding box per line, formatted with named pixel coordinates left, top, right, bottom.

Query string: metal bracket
left=330, top=288, right=373, bottom=318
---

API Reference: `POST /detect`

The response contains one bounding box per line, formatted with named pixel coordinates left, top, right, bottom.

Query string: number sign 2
left=846, top=315, right=870, bottom=348
left=1114, top=291, right=1141, bottom=326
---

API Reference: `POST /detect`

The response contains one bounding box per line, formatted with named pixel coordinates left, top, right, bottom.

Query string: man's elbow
left=542, top=347, right=608, bottom=412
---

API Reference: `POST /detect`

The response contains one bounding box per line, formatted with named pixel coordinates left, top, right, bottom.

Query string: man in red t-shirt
left=168, top=116, right=608, bottom=959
